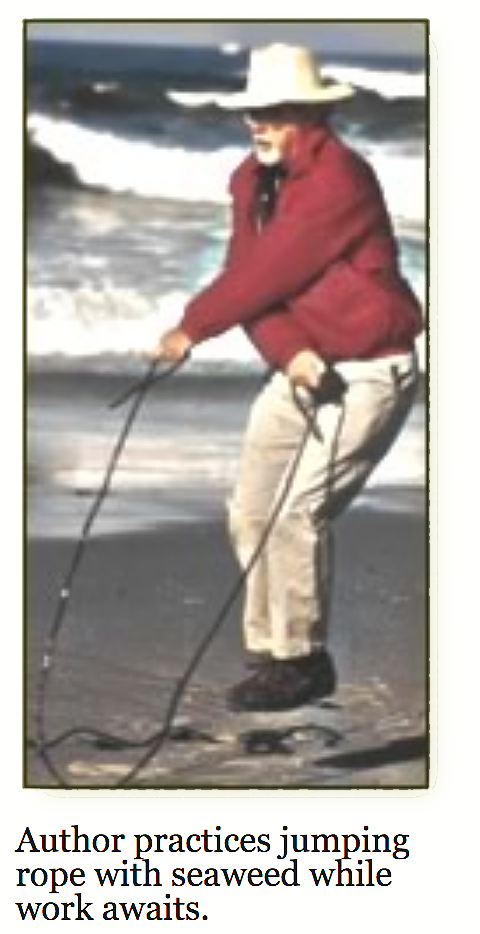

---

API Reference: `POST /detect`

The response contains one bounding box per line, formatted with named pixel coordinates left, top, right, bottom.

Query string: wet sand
left=25, top=504, right=428, bottom=790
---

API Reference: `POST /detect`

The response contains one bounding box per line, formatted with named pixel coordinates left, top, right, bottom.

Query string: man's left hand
left=286, top=350, right=326, bottom=390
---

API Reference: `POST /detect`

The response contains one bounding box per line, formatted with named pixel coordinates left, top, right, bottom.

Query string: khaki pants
left=228, top=352, right=418, bottom=659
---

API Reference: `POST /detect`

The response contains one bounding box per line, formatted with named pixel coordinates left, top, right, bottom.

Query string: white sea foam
left=29, top=111, right=425, bottom=229
left=27, top=284, right=258, bottom=365
left=167, top=90, right=224, bottom=108
left=27, top=280, right=425, bottom=372
left=324, top=64, right=426, bottom=100
left=363, top=142, right=425, bottom=227
left=29, top=113, right=243, bottom=203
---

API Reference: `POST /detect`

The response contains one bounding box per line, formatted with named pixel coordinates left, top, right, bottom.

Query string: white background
left=4, top=4, right=476, bottom=928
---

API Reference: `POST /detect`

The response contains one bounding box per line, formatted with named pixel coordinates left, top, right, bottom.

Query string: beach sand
left=25, top=368, right=427, bottom=789
left=26, top=504, right=427, bottom=790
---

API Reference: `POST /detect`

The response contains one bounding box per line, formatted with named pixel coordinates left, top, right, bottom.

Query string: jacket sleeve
left=180, top=151, right=383, bottom=343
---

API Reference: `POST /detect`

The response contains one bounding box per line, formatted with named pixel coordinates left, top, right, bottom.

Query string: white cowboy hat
left=213, top=44, right=354, bottom=110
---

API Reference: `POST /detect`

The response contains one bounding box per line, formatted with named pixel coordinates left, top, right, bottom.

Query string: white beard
left=253, top=142, right=282, bottom=166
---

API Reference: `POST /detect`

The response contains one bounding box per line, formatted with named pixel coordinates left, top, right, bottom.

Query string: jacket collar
left=283, top=123, right=331, bottom=177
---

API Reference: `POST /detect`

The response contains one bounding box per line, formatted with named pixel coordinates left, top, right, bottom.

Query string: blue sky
left=26, top=20, right=427, bottom=58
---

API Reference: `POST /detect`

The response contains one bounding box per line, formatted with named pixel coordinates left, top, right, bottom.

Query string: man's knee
left=227, top=502, right=268, bottom=562
left=268, top=503, right=318, bottom=550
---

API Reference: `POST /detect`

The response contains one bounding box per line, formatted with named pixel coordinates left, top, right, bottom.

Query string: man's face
left=243, top=104, right=314, bottom=165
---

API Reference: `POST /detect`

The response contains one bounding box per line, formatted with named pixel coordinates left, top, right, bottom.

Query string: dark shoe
left=227, top=649, right=336, bottom=712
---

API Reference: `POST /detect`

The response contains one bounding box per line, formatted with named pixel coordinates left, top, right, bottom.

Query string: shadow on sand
left=313, top=733, right=427, bottom=773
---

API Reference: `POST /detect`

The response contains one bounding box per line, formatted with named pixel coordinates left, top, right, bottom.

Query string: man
left=153, top=45, right=422, bottom=711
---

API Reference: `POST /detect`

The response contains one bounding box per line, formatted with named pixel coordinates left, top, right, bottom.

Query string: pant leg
left=230, top=352, right=418, bottom=659
left=228, top=372, right=305, bottom=655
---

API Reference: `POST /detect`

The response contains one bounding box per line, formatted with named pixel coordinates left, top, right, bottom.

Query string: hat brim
left=212, top=82, right=355, bottom=110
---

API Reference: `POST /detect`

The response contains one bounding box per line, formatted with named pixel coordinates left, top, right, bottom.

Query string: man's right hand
left=150, top=327, right=193, bottom=363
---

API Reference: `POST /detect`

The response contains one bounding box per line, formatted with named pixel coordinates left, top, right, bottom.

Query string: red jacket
left=180, top=125, right=422, bottom=366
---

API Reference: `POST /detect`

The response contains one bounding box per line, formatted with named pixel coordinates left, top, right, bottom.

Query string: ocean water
left=27, top=38, right=426, bottom=366
left=26, top=37, right=427, bottom=535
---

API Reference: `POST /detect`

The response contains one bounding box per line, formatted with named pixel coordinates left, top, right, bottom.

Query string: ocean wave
left=27, top=113, right=244, bottom=202
left=324, top=63, right=425, bottom=99
left=360, top=141, right=425, bottom=227
left=28, top=137, right=82, bottom=189
left=168, top=63, right=425, bottom=107
left=60, top=79, right=143, bottom=116
left=39, top=80, right=188, bottom=124
left=27, top=112, right=425, bottom=228
left=32, top=73, right=425, bottom=149
left=27, top=274, right=425, bottom=371
left=27, top=284, right=258, bottom=365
